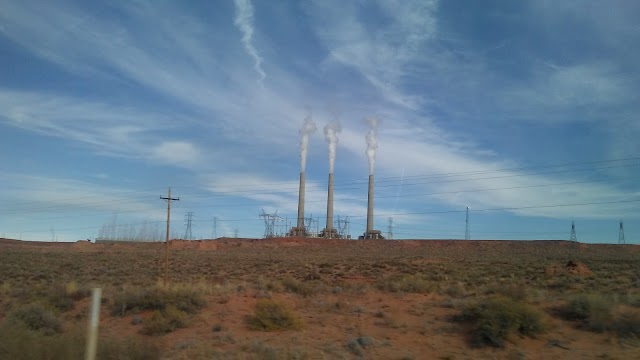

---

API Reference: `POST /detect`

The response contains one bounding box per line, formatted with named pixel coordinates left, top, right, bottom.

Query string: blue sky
left=0, top=0, right=638, bottom=242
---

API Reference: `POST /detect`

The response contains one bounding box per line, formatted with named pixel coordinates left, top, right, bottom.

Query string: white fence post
left=85, top=288, right=102, bottom=360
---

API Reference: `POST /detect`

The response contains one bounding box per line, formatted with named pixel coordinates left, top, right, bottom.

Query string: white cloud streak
left=308, top=0, right=438, bottom=109
left=233, top=0, right=266, bottom=84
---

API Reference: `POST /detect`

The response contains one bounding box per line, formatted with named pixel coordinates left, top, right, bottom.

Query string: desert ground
left=1, top=237, right=639, bottom=359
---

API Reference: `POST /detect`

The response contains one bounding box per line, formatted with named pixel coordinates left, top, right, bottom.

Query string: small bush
left=0, top=324, right=160, bottom=360
left=141, top=305, right=189, bottom=335
left=377, top=274, right=433, bottom=293
left=487, top=284, right=528, bottom=301
left=611, top=310, right=640, bottom=338
left=8, top=304, right=62, bottom=335
left=560, top=294, right=613, bottom=332
left=247, top=299, right=302, bottom=331
left=111, top=286, right=206, bottom=316
left=346, top=336, right=375, bottom=356
left=281, top=277, right=315, bottom=297
left=459, top=297, right=545, bottom=347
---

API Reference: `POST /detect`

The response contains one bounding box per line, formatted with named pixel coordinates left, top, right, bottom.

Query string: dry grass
left=247, top=299, right=302, bottom=331
left=1, top=238, right=640, bottom=358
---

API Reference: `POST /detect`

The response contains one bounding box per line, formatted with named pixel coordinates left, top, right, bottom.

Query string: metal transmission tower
left=465, top=207, right=470, bottom=240
left=387, top=217, right=393, bottom=240
left=184, top=212, right=194, bottom=240
left=260, top=209, right=281, bottom=238
left=305, top=215, right=319, bottom=237
left=234, top=229, right=239, bottom=238
left=212, top=217, right=218, bottom=239
left=335, top=215, right=351, bottom=239
left=570, top=221, right=578, bottom=242
left=619, top=220, right=625, bottom=244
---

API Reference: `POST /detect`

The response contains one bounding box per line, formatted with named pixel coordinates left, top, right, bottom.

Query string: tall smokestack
left=325, top=173, right=334, bottom=236
left=297, top=172, right=305, bottom=230
left=292, top=116, right=316, bottom=237
left=366, top=174, right=374, bottom=233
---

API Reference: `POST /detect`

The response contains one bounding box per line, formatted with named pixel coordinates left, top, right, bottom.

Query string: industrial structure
left=320, top=172, right=340, bottom=238
left=360, top=174, right=384, bottom=239
left=570, top=221, right=578, bottom=242
left=289, top=171, right=308, bottom=236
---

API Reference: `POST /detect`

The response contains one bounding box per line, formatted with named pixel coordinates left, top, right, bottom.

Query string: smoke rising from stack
left=323, top=122, right=341, bottom=174
left=299, top=116, right=317, bottom=171
left=293, top=117, right=316, bottom=236
left=365, top=117, right=380, bottom=175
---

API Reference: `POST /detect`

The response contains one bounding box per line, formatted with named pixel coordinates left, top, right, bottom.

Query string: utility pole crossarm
left=161, top=187, right=180, bottom=287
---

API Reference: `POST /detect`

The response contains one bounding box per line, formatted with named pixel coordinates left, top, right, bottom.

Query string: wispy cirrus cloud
left=0, top=89, right=205, bottom=168
left=233, top=0, right=266, bottom=84
left=307, top=0, right=439, bottom=109
left=336, top=125, right=640, bottom=220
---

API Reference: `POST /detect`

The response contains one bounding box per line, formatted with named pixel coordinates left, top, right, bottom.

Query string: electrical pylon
left=184, top=212, right=193, bottom=240
left=619, top=220, right=625, bottom=244
left=387, top=217, right=393, bottom=240
left=570, top=221, right=578, bottom=242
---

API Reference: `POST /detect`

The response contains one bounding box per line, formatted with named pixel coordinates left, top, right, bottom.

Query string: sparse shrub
left=141, top=305, right=189, bottom=335
left=0, top=324, right=159, bottom=360
left=560, top=294, right=613, bottom=332
left=377, top=274, right=433, bottom=293
left=98, top=336, right=161, bottom=359
left=8, top=303, right=62, bottom=335
left=441, top=282, right=466, bottom=298
left=247, top=299, right=302, bottom=331
left=64, top=281, right=91, bottom=301
left=45, top=287, right=75, bottom=312
left=111, top=286, right=206, bottom=316
left=487, top=284, right=528, bottom=301
left=459, top=297, right=545, bottom=347
left=611, top=310, right=640, bottom=338
left=346, top=336, right=374, bottom=355
left=281, top=277, right=315, bottom=297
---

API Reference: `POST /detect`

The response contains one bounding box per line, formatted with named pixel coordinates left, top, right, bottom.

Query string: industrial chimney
left=321, top=173, right=339, bottom=238
left=362, top=174, right=383, bottom=239
left=326, top=173, right=334, bottom=236
left=291, top=171, right=306, bottom=236
left=366, top=174, right=374, bottom=233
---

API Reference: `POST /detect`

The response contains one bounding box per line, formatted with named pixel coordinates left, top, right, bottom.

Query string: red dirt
left=2, top=237, right=640, bottom=359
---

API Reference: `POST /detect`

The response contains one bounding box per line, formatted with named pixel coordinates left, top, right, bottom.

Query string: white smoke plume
left=323, top=122, right=342, bottom=174
left=299, top=116, right=317, bottom=171
left=365, top=117, right=380, bottom=175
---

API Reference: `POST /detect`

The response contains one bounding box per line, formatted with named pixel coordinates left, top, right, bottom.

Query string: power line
left=171, top=175, right=640, bottom=211
left=173, top=156, right=640, bottom=191
left=346, top=198, right=640, bottom=219
left=2, top=162, right=638, bottom=218
left=9, top=197, right=639, bottom=236
left=176, top=162, right=640, bottom=200
left=1, top=157, right=638, bottom=215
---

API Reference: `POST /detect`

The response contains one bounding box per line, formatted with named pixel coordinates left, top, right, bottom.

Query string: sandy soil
left=1, top=237, right=639, bottom=359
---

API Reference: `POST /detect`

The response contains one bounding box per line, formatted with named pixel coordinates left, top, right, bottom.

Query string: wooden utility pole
left=160, top=187, right=179, bottom=286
